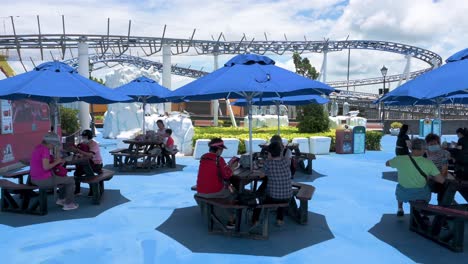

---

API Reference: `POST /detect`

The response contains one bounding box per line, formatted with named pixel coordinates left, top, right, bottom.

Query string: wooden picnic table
left=231, top=167, right=264, bottom=193
left=122, top=139, right=162, bottom=153
left=109, top=139, right=163, bottom=171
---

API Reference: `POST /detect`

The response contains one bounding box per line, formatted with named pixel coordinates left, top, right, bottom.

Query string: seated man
left=69, top=129, right=103, bottom=196
left=196, top=138, right=238, bottom=229
left=253, top=141, right=292, bottom=226
left=386, top=138, right=446, bottom=217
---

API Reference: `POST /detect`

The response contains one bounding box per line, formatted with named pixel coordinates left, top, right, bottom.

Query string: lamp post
left=380, top=65, right=388, bottom=125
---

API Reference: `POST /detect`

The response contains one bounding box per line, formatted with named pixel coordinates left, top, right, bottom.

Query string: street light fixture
left=380, top=65, right=388, bottom=125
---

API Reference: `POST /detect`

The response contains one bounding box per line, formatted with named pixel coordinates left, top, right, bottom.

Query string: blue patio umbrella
left=168, top=53, right=333, bottom=169
left=377, top=48, right=468, bottom=106
left=115, top=76, right=172, bottom=133
left=233, top=95, right=329, bottom=135
left=0, top=61, right=131, bottom=133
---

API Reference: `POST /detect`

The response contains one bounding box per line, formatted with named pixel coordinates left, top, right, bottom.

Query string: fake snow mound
left=102, top=66, right=194, bottom=155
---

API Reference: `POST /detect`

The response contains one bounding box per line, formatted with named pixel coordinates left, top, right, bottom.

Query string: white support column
left=319, top=50, right=328, bottom=83
left=162, top=44, right=172, bottom=114
left=78, top=40, right=90, bottom=130
left=212, top=54, right=219, bottom=126
left=398, top=54, right=412, bottom=87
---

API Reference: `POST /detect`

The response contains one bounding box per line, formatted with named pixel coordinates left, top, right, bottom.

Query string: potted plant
left=390, top=122, right=403, bottom=136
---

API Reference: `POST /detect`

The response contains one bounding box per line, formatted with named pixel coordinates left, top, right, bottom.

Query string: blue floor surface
left=0, top=131, right=466, bottom=263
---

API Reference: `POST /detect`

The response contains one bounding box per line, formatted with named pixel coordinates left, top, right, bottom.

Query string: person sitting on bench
left=196, top=138, right=239, bottom=229
left=68, top=129, right=103, bottom=196
left=30, top=132, right=78, bottom=210
left=270, top=134, right=295, bottom=177
left=425, top=133, right=453, bottom=205
left=253, top=141, right=292, bottom=226
left=159, top=128, right=175, bottom=168
left=386, top=138, right=446, bottom=217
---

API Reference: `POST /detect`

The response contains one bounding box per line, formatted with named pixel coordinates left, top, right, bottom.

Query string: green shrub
left=390, top=122, right=403, bottom=129
left=193, top=126, right=382, bottom=153
left=366, top=131, right=383, bottom=150
left=297, top=104, right=330, bottom=133
left=59, top=106, right=80, bottom=135
left=94, top=115, right=104, bottom=121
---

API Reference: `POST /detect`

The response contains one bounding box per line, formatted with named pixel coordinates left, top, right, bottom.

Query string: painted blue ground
left=0, top=131, right=465, bottom=263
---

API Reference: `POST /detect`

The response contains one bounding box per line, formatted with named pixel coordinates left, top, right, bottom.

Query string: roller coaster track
left=0, top=34, right=441, bottom=91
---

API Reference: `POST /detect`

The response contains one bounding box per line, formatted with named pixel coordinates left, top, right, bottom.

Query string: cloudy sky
left=1, top=0, right=467, bottom=93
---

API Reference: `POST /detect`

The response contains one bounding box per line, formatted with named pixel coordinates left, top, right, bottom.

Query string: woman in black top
left=454, top=128, right=468, bottom=180
left=395, top=124, right=411, bottom=156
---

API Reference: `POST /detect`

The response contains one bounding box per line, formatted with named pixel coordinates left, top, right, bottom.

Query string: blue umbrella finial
left=446, top=48, right=468, bottom=63
left=224, top=54, right=275, bottom=67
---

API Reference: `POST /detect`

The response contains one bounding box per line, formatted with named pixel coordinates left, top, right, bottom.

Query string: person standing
left=30, top=132, right=78, bottom=210
left=395, top=124, right=411, bottom=156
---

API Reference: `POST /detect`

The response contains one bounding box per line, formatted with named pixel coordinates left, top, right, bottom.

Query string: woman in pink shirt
left=30, top=132, right=78, bottom=210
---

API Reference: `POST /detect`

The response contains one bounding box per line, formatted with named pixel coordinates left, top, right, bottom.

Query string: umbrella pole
left=142, top=101, right=147, bottom=134
left=276, top=102, right=280, bottom=135
left=248, top=97, right=254, bottom=171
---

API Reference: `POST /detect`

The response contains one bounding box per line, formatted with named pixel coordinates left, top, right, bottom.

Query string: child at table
left=159, top=129, right=175, bottom=167
left=69, top=129, right=103, bottom=196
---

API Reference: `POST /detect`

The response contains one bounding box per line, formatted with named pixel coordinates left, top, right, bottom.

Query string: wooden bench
left=75, top=169, right=115, bottom=204
left=289, top=182, right=315, bottom=224
left=295, top=153, right=316, bottom=175
left=366, top=122, right=384, bottom=132
left=193, top=120, right=214, bottom=127
left=0, top=179, right=52, bottom=215
left=194, top=194, right=288, bottom=239
left=109, top=148, right=132, bottom=167
left=3, top=169, right=30, bottom=184
left=410, top=201, right=468, bottom=252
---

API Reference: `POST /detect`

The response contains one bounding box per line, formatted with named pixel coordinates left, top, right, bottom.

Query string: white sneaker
left=56, top=199, right=66, bottom=206
left=63, top=203, right=79, bottom=211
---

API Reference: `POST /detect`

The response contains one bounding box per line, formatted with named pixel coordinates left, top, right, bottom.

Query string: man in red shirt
left=196, top=138, right=238, bottom=196
left=196, top=138, right=239, bottom=229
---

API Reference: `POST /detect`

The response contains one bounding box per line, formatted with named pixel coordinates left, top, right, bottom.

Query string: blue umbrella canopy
left=233, top=95, right=329, bottom=106
left=377, top=48, right=468, bottom=105
left=168, top=53, right=333, bottom=100
left=114, top=76, right=170, bottom=103
left=0, top=61, right=131, bottom=104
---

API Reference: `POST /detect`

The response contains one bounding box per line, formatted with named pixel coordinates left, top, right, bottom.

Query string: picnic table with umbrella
left=0, top=61, right=131, bottom=134
left=168, top=53, right=333, bottom=171
left=114, top=76, right=172, bottom=134
left=376, top=48, right=468, bottom=113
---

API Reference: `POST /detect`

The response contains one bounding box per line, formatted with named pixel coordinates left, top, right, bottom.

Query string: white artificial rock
left=243, top=115, right=289, bottom=128
left=245, top=138, right=267, bottom=153
left=292, top=137, right=310, bottom=153
left=309, top=136, right=332, bottom=155
left=329, top=116, right=367, bottom=129
left=194, top=139, right=210, bottom=159
left=221, top=138, right=239, bottom=158
left=101, top=66, right=194, bottom=155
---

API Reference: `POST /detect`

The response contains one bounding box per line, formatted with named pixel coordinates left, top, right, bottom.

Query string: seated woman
left=196, top=138, right=238, bottom=228
left=386, top=138, right=446, bottom=217
left=30, top=132, right=78, bottom=210
left=252, top=141, right=292, bottom=226
left=69, top=129, right=103, bottom=196
left=425, top=133, right=453, bottom=205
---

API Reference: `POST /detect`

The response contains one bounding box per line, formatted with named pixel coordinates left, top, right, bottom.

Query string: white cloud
left=1, top=0, right=467, bottom=94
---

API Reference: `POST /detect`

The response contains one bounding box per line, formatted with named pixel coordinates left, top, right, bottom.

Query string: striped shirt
left=264, top=158, right=292, bottom=199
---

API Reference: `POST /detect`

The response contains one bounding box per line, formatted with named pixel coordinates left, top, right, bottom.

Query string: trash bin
left=353, top=126, right=366, bottom=154
left=309, top=136, right=332, bottom=155
left=419, top=118, right=432, bottom=137
left=336, top=125, right=353, bottom=154
left=432, top=119, right=442, bottom=136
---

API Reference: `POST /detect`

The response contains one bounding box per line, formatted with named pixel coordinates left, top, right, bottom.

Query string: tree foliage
left=292, top=52, right=329, bottom=133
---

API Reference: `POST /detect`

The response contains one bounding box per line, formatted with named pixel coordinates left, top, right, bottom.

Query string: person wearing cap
left=30, top=132, right=78, bottom=211
left=386, top=138, right=446, bottom=217
left=196, top=138, right=239, bottom=228
left=69, top=129, right=103, bottom=196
